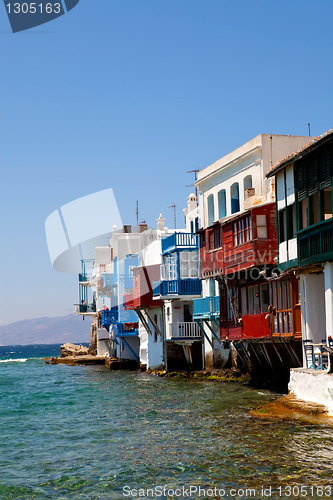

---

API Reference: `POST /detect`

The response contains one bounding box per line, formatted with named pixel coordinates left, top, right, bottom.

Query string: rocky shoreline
left=146, top=367, right=250, bottom=383
left=251, top=392, right=333, bottom=426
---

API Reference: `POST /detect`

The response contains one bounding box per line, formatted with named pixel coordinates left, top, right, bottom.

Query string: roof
left=266, top=128, right=333, bottom=178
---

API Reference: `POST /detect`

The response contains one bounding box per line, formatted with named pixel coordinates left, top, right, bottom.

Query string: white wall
left=138, top=307, right=164, bottom=370
left=141, top=239, right=162, bottom=266
left=198, top=134, right=312, bottom=229
left=301, top=273, right=326, bottom=344
left=97, top=339, right=109, bottom=357
left=117, top=337, right=140, bottom=361
left=324, top=262, right=333, bottom=341
left=289, top=369, right=333, bottom=415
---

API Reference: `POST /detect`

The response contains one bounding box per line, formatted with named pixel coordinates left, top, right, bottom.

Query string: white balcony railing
left=169, top=321, right=201, bottom=339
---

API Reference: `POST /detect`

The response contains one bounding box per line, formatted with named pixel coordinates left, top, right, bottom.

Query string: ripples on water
left=0, top=348, right=332, bottom=499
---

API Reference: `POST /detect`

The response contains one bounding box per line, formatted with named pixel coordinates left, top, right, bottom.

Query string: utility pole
left=168, top=204, right=176, bottom=229
left=187, top=169, right=200, bottom=200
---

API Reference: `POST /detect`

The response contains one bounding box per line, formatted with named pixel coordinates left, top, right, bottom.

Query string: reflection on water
left=0, top=358, right=332, bottom=499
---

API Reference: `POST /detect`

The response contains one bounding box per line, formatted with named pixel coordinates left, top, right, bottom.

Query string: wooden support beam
left=145, top=309, right=162, bottom=338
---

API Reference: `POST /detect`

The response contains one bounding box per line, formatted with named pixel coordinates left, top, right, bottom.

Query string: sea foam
left=0, top=358, right=28, bottom=363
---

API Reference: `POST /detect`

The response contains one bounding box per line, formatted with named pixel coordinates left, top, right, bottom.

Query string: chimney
left=122, top=225, right=132, bottom=233
left=156, top=213, right=165, bottom=231
left=187, top=193, right=197, bottom=213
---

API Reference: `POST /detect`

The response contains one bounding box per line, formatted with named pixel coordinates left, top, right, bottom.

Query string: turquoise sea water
left=0, top=345, right=332, bottom=500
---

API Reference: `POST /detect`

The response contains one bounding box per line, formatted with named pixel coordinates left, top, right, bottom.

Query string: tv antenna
left=187, top=169, right=200, bottom=200
left=168, top=204, right=176, bottom=229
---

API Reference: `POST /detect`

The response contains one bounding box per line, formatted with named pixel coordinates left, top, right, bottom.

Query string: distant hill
left=0, top=314, right=92, bottom=346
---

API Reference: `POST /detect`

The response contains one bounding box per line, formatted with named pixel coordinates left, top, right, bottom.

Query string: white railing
left=169, top=321, right=201, bottom=339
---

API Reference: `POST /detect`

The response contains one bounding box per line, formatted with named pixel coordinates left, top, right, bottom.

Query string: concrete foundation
left=289, top=368, right=333, bottom=415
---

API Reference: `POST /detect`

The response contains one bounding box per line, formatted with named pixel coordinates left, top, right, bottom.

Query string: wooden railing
left=169, top=321, right=201, bottom=339
left=298, top=219, right=333, bottom=265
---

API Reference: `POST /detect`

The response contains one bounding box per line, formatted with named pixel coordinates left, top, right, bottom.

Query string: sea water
left=0, top=345, right=332, bottom=500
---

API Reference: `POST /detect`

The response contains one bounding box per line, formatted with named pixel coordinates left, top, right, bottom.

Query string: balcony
left=298, top=219, right=333, bottom=266
left=124, top=293, right=135, bottom=310
left=153, top=279, right=202, bottom=298
left=79, top=259, right=95, bottom=286
left=101, top=308, right=119, bottom=328
left=169, top=321, right=201, bottom=340
left=162, top=232, right=198, bottom=254
left=117, top=323, right=139, bottom=336
left=74, top=303, right=96, bottom=314
left=193, top=296, right=220, bottom=319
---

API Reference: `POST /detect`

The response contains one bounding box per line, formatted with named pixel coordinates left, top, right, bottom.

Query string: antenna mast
left=168, top=204, right=176, bottom=229
left=187, top=169, right=200, bottom=200
left=136, top=201, right=139, bottom=231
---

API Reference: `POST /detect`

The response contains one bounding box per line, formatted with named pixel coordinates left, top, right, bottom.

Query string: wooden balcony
left=200, top=203, right=277, bottom=277
left=162, top=232, right=198, bottom=254
left=297, top=219, right=333, bottom=266
left=101, top=308, right=118, bottom=328
left=193, top=296, right=220, bottom=319
left=124, top=293, right=135, bottom=310
left=168, top=321, right=201, bottom=340
left=153, top=279, right=202, bottom=298
left=124, top=265, right=163, bottom=309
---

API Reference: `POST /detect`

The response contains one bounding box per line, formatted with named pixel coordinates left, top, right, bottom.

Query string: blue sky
left=0, top=0, right=332, bottom=325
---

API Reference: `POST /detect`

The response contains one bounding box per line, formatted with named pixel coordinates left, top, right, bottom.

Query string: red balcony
left=125, top=264, right=163, bottom=310
left=124, top=293, right=135, bottom=310
left=200, top=203, right=277, bottom=277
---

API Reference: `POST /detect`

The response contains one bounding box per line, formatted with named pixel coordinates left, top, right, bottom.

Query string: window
left=209, top=279, right=216, bottom=297
left=200, top=231, right=206, bottom=248
left=240, top=283, right=269, bottom=315
left=231, top=183, right=240, bottom=214
left=180, top=252, right=199, bottom=278
left=164, top=255, right=177, bottom=280
left=324, top=187, right=333, bottom=220
left=269, top=278, right=293, bottom=334
left=190, top=220, right=194, bottom=234
left=218, top=189, right=227, bottom=219
left=256, top=215, right=267, bottom=239
left=233, top=216, right=252, bottom=246
left=244, top=175, right=253, bottom=199
left=227, top=287, right=239, bottom=320
left=301, top=199, right=308, bottom=229
left=209, top=227, right=221, bottom=250
left=295, top=148, right=332, bottom=230
left=208, top=194, right=215, bottom=226
left=195, top=217, right=199, bottom=232
left=310, top=191, right=320, bottom=225
left=279, top=209, right=287, bottom=243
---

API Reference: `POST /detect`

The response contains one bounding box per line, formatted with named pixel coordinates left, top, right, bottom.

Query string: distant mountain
left=0, top=314, right=92, bottom=346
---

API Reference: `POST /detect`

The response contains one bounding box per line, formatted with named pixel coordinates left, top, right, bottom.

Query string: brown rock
left=60, top=343, right=89, bottom=358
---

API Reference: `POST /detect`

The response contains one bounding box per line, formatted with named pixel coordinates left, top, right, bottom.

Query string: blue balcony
left=193, top=296, right=220, bottom=319
left=117, top=323, right=139, bottom=336
left=162, top=232, right=198, bottom=254
left=153, top=279, right=202, bottom=298
left=101, top=308, right=119, bottom=329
